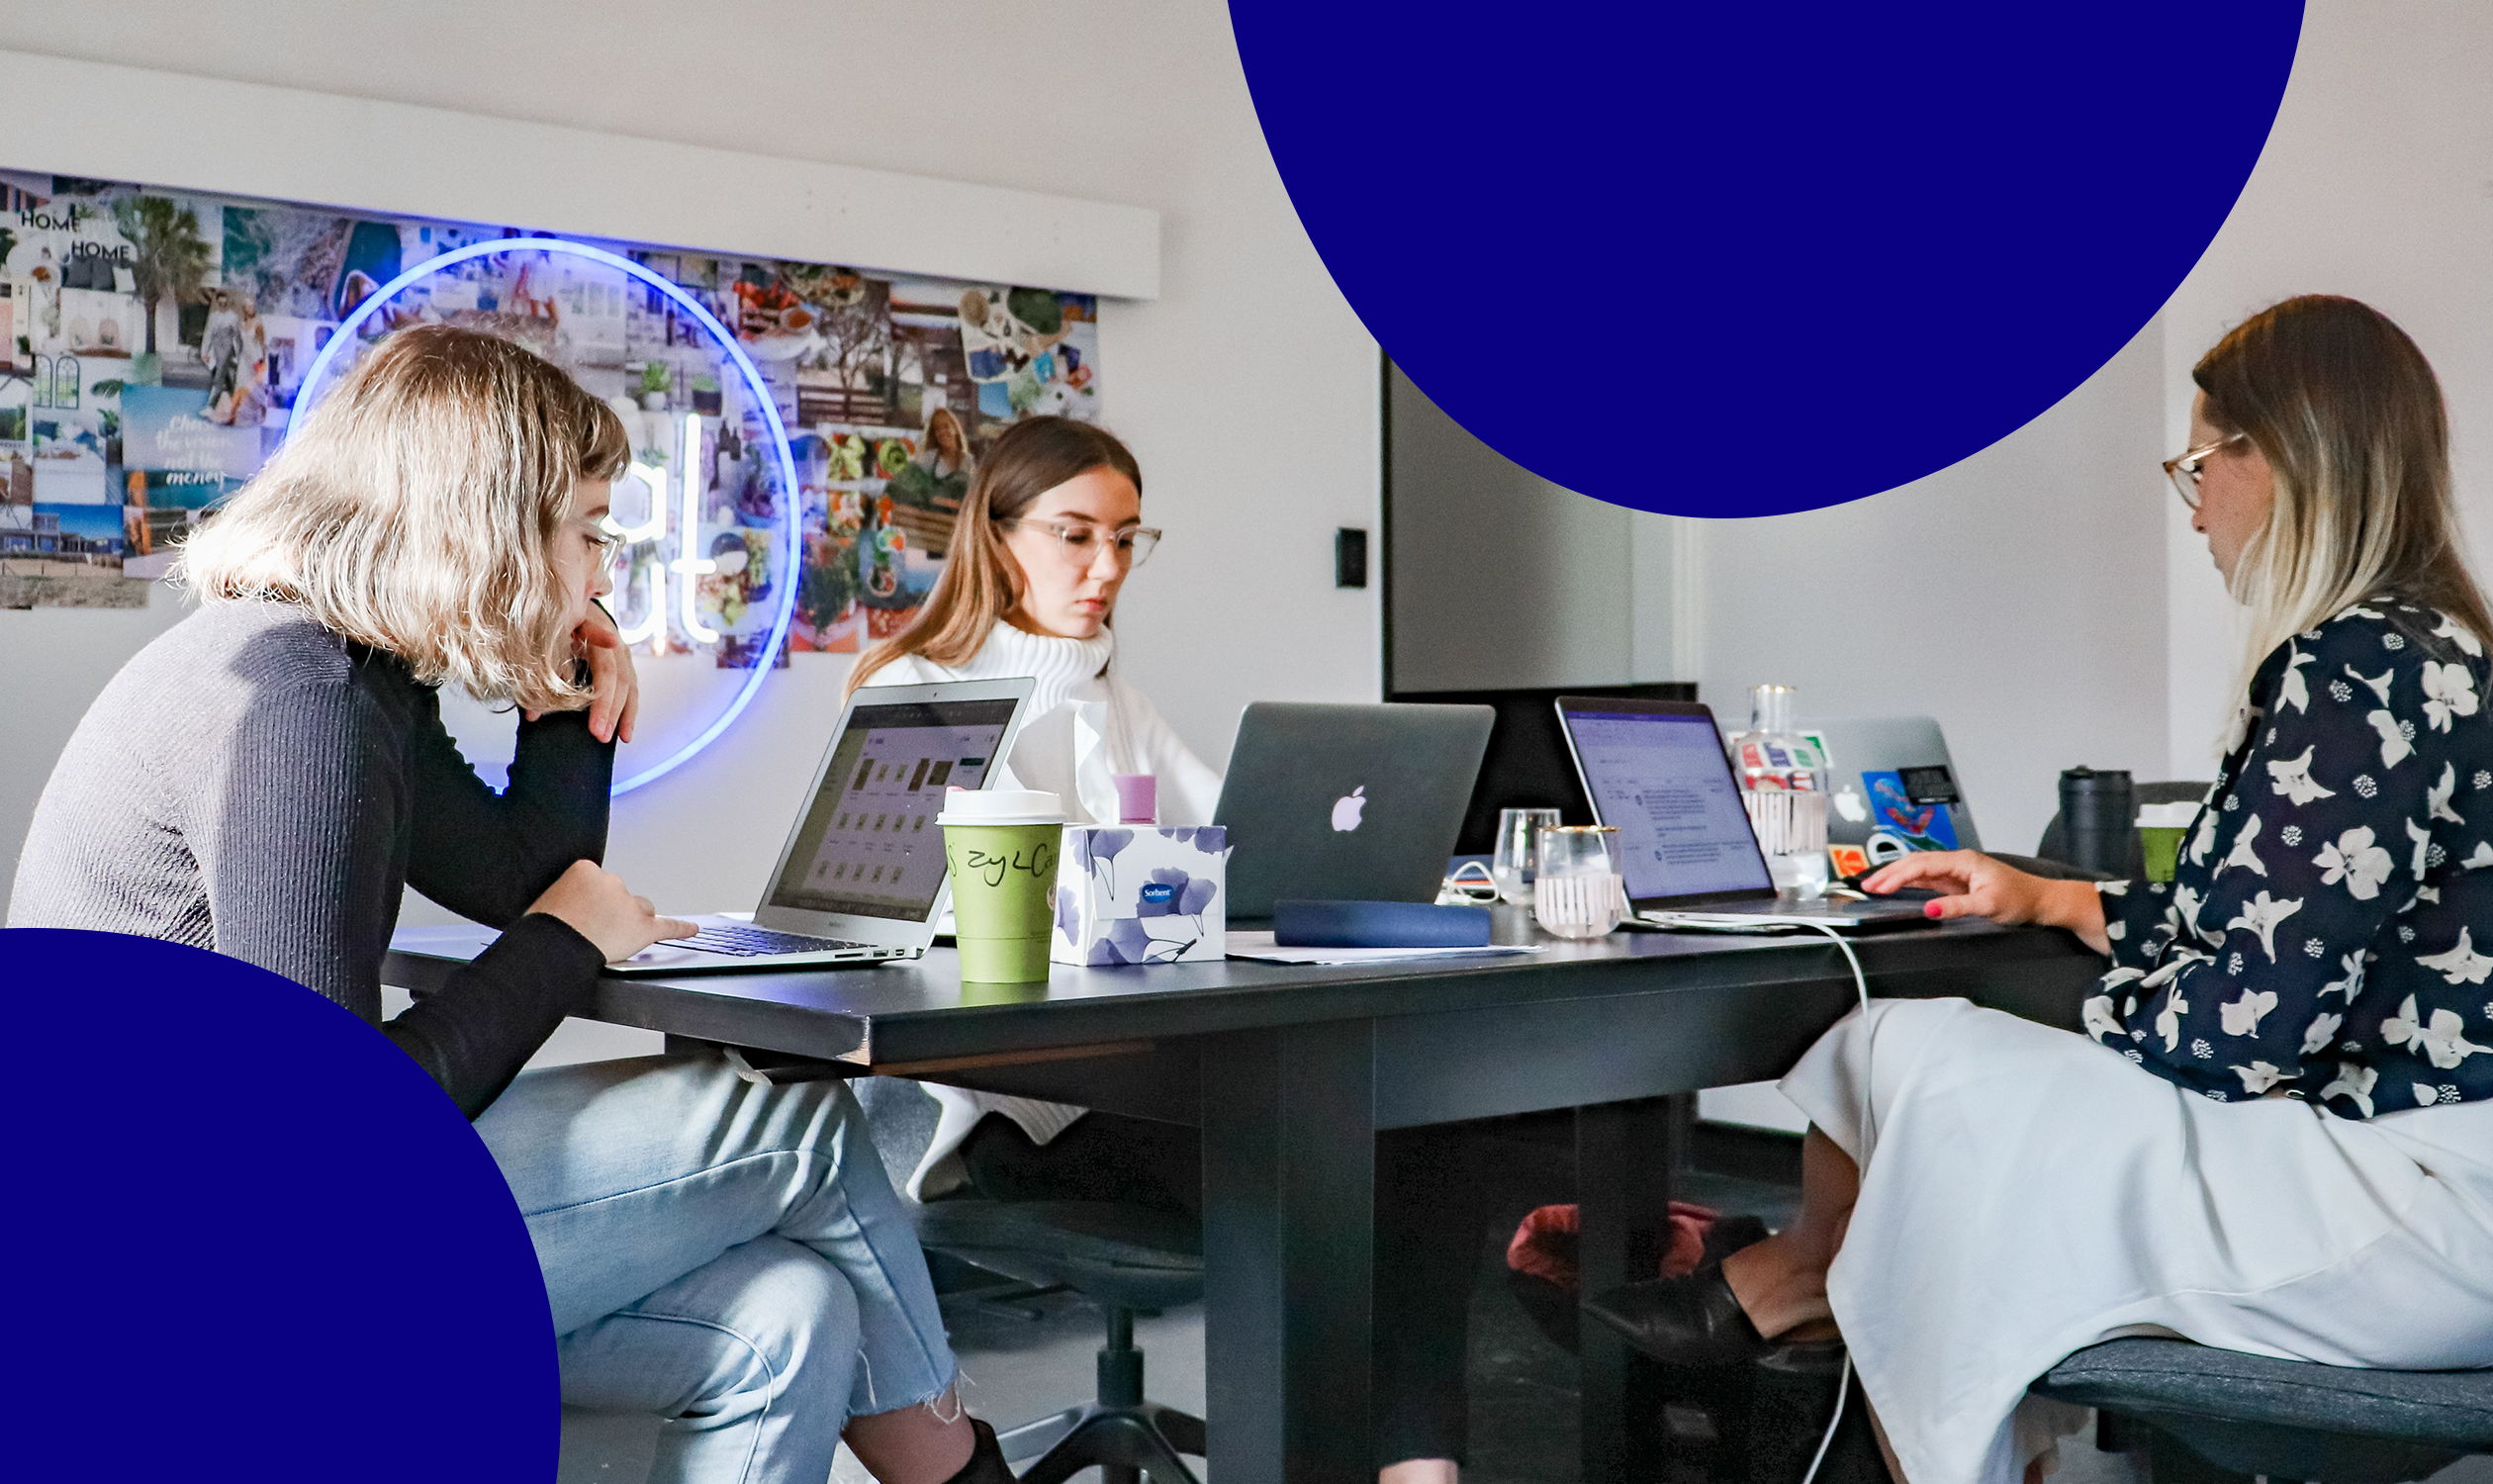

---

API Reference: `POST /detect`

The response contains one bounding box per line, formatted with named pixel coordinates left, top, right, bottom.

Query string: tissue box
left=1052, top=824, right=1229, bottom=966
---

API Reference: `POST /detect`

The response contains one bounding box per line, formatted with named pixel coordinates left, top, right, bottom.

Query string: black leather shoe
left=1581, top=1261, right=1772, bottom=1366
left=1701, top=1213, right=1770, bottom=1267
left=939, top=1418, right=1015, bottom=1484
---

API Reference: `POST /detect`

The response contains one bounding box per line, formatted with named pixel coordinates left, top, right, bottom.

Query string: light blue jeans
left=474, top=1054, right=957, bottom=1484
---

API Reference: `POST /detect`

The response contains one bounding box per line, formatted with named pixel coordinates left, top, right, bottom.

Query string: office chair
left=914, top=1199, right=1206, bottom=1484
left=2031, top=1339, right=2493, bottom=1483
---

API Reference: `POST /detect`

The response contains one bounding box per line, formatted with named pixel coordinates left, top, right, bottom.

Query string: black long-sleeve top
left=9, top=601, right=609, bottom=1118
left=2086, top=598, right=2493, bottom=1116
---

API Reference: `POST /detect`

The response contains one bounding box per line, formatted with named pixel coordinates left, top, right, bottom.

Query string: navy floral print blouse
left=2085, top=599, right=2493, bottom=1117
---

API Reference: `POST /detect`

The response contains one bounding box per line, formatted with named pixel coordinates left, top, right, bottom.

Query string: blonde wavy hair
left=2198, top=296, right=2493, bottom=700
left=177, top=325, right=630, bottom=713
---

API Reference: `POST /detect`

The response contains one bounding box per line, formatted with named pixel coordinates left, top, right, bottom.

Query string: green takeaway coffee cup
left=2136, top=801, right=2197, bottom=884
left=938, top=788, right=1063, bottom=983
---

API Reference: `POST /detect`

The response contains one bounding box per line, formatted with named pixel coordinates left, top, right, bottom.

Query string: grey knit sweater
left=9, top=601, right=609, bottom=1117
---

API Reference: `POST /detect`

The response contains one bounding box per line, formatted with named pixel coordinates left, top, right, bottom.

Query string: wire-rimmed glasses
left=2163, top=432, right=2249, bottom=510
left=999, top=517, right=1163, bottom=570
left=573, top=515, right=622, bottom=563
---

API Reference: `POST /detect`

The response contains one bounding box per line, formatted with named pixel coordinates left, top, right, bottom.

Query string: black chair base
left=1000, top=1398, right=1206, bottom=1484
left=911, top=1200, right=1209, bottom=1484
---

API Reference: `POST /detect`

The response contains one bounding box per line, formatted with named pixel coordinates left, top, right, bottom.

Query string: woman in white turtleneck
left=847, top=416, right=1217, bottom=1204
left=849, top=416, right=1218, bottom=826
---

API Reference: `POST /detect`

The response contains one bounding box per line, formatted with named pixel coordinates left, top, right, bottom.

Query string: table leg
left=1577, top=1093, right=1691, bottom=1483
left=1200, top=1021, right=1378, bottom=1484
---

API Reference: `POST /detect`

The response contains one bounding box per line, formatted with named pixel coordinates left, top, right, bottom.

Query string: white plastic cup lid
left=936, top=788, right=1063, bottom=826
left=2135, top=801, right=2199, bottom=828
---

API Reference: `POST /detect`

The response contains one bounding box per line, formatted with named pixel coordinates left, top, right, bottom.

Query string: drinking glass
left=1491, top=807, right=1562, bottom=905
left=1533, top=825, right=1626, bottom=938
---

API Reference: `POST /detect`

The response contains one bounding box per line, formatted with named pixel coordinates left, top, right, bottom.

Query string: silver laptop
left=1213, top=701, right=1494, bottom=924
left=1800, top=715, right=1984, bottom=856
left=1552, top=696, right=1927, bottom=931
left=394, top=677, right=1035, bottom=974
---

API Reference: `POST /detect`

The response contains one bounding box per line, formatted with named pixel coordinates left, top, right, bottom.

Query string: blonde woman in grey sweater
left=10, top=325, right=1011, bottom=1484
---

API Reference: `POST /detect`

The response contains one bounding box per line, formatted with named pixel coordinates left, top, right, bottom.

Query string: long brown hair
left=2196, top=296, right=2493, bottom=692
left=848, top=416, right=1143, bottom=693
left=177, top=325, right=630, bottom=711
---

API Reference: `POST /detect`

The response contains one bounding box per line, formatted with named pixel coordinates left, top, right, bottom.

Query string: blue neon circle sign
left=285, top=236, right=801, bottom=796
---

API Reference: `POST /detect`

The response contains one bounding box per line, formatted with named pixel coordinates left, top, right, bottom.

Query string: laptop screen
left=1558, top=706, right=1774, bottom=902
left=769, top=696, right=1019, bottom=921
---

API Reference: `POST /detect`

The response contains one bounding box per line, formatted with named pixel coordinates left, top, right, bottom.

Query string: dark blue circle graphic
left=2, top=930, right=552, bottom=1480
left=1231, top=3, right=2304, bottom=516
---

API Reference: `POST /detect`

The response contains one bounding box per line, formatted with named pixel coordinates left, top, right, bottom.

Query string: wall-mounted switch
left=1336, top=527, right=1369, bottom=589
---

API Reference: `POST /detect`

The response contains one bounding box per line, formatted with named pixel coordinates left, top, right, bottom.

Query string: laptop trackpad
left=619, top=941, right=718, bottom=969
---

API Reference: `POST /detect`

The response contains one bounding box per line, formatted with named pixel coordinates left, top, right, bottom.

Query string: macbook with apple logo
left=1798, top=715, right=1985, bottom=863
left=1213, top=701, right=1495, bottom=926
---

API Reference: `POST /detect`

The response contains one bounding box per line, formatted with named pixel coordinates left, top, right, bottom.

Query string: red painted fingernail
left=1924, top=900, right=1942, bottom=917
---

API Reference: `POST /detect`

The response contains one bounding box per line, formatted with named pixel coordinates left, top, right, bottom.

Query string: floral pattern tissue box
left=1053, top=825, right=1230, bottom=966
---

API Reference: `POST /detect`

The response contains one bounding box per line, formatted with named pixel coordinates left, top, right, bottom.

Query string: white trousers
left=1779, top=997, right=2493, bottom=1484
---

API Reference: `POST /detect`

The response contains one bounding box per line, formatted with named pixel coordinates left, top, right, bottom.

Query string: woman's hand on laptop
left=529, top=860, right=699, bottom=962
left=1863, top=851, right=2110, bottom=954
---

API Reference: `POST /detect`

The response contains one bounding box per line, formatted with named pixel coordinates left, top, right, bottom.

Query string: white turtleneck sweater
left=866, top=621, right=1222, bottom=826
left=862, top=619, right=1224, bottom=1196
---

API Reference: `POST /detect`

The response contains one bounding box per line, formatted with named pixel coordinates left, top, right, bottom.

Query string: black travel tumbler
left=2059, top=768, right=2135, bottom=877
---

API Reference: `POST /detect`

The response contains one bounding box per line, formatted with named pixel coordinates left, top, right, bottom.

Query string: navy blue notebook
left=1270, top=899, right=1493, bottom=949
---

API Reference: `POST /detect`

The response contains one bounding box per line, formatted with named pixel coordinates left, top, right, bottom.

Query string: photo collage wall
left=0, top=167, right=1104, bottom=658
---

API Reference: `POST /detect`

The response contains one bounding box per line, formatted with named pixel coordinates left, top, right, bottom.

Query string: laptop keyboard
left=685, top=925, right=878, bottom=958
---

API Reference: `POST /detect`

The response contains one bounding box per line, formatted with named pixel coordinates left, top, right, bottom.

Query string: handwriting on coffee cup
left=952, top=841, right=1058, bottom=887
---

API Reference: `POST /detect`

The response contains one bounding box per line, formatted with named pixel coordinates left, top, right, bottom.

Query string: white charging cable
left=1786, top=920, right=1874, bottom=1484
left=1437, top=859, right=1500, bottom=904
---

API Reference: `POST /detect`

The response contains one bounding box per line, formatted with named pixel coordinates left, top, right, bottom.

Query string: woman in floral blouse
left=1583, top=297, right=2493, bottom=1484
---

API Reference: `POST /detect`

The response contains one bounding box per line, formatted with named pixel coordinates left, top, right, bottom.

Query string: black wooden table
left=389, top=913, right=2102, bottom=1484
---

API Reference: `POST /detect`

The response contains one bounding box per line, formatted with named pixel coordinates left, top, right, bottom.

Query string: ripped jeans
left=475, top=1054, right=958, bottom=1484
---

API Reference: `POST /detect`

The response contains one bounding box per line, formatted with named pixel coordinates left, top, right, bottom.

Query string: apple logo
left=1331, top=785, right=1367, bottom=832
left=1833, top=786, right=1868, bottom=824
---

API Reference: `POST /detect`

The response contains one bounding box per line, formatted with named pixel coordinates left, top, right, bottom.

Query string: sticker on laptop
left=1895, top=764, right=1962, bottom=806
left=1861, top=771, right=1959, bottom=851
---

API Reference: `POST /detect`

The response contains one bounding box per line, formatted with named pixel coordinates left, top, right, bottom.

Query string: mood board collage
left=0, top=168, right=1102, bottom=656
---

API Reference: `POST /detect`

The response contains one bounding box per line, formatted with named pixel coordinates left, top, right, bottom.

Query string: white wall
left=1385, top=305, right=2169, bottom=865
left=2161, top=0, right=2493, bottom=769
left=1675, top=317, right=2172, bottom=859
left=1386, top=312, right=2170, bottom=862
left=0, top=3, right=1380, bottom=920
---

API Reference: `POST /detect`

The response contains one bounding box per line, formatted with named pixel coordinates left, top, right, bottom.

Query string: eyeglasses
left=575, top=517, right=622, bottom=562
left=999, top=517, right=1163, bottom=570
left=2163, top=433, right=2249, bottom=510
